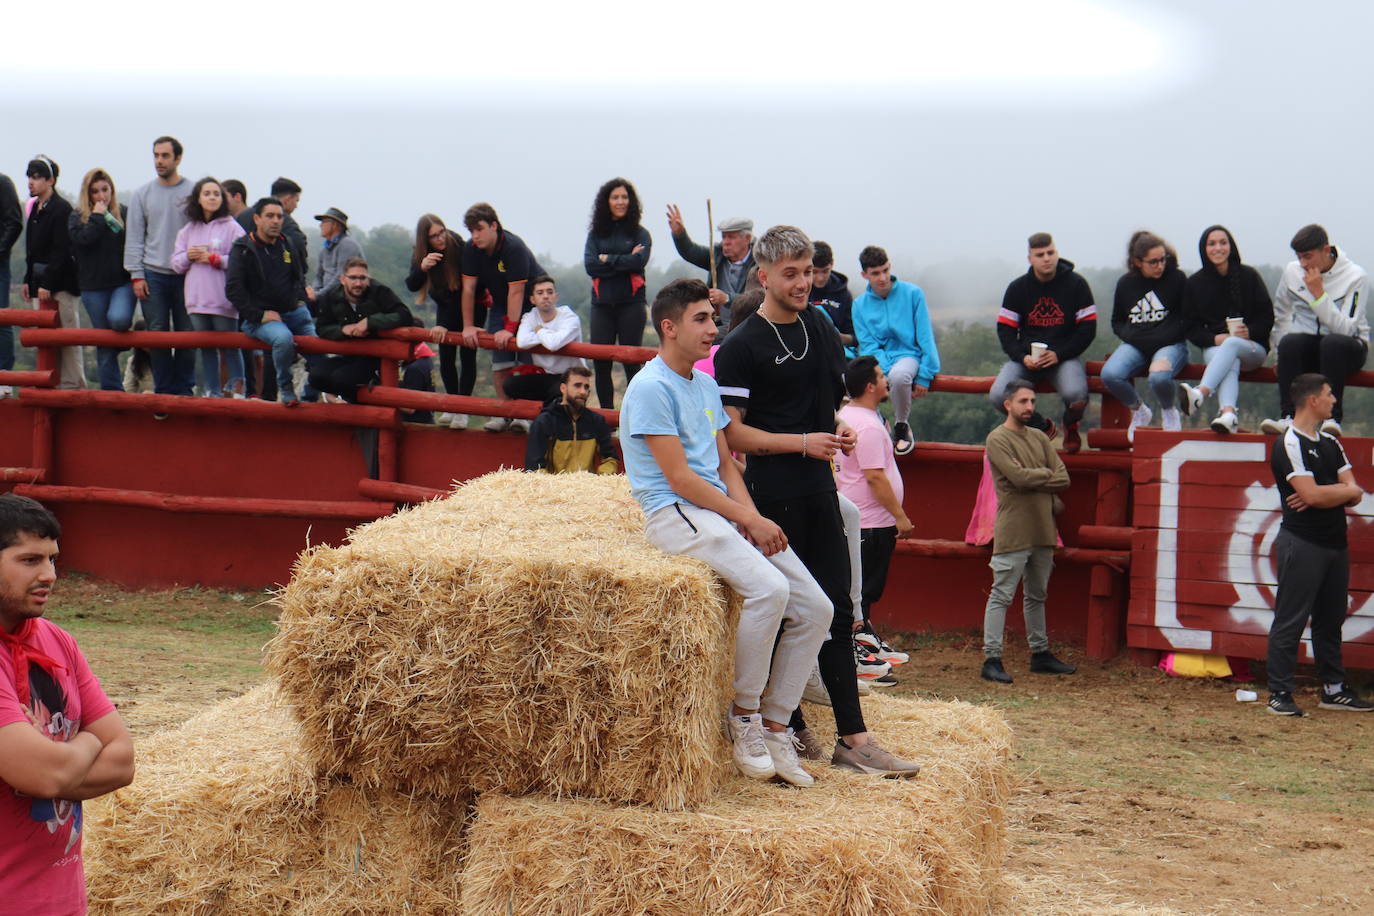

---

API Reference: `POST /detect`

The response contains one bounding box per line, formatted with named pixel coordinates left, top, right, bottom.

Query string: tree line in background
left=8, top=227, right=1367, bottom=444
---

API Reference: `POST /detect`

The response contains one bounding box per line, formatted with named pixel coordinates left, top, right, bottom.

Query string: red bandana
left=1, top=619, right=66, bottom=709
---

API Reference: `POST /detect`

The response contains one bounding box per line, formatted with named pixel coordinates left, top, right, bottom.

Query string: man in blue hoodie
left=851, top=246, right=940, bottom=456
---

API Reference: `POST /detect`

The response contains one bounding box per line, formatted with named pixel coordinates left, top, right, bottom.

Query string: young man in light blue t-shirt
left=621, top=278, right=831, bottom=788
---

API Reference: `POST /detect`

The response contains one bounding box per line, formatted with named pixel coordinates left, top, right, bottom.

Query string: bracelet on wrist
left=504, top=318, right=518, bottom=334
left=801, top=432, right=808, bottom=457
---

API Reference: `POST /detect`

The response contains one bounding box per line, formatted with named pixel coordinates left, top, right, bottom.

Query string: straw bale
left=458, top=693, right=1014, bottom=916
left=267, top=470, right=742, bottom=810
left=83, top=684, right=468, bottom=915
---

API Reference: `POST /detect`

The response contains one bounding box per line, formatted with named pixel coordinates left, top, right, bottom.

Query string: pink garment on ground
left=836, top=404, right=903, bottom=528
left=693, top=344, right=721, bottom=377
left=171, top=215, right=246, bottom=317
left=0, top=618, right=116, bottom=916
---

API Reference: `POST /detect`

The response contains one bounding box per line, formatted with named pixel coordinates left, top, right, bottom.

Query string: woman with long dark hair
left=69, top=168, right=133, bottom=390
left=1099, top=230, right=1190, bottom=440
left=1178, top=225, right=1273, bottom=434
left=409, top=213, right=477, bottom=429
left=172, top=177, right=246, bottom=396
left=583, top=177, right=651, bottom=407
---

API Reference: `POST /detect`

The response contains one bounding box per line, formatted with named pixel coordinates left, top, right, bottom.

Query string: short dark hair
left=858, top=245, right=888, bottom=271
left=811, top=240, right=834, bottom=269
left=270, top=177, right=302, bottom=198
left=843, top=355, right=880, bottom=399
left=463, top=202, right=499, bottom=230
left=727, top=288, right=765, bottom=332
left=561, top=365, right=592, bottom=383
left=1002, top=378, right=1035, bottom=401
left=153, top=135, right=183, bottom=158
left=342, top=257, right=369, bottom=272
left=252, top=197, right=283, bottom=216
left=530, top=274, right=556, bottom=291
left=0, top=494, right=61, bottom=551
left=1290, top=372, right=1330, bottom=410
left=651, top=278, right=711, bottom=339
left=1290, top=224, right=1328, bottom=253
left=1027, top=232, right=1053, bottom=250
left=222, top=179, right=247, bottom=201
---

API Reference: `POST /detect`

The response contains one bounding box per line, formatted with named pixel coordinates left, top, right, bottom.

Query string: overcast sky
left=5, top=0, right=1370, bottom=289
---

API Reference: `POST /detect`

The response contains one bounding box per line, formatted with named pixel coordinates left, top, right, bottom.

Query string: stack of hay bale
left=84, top=471, right=1014, bottom=915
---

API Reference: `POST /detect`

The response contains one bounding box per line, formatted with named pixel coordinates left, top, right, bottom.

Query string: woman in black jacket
left=1099, top=230, right=1190, bottom=440
left=1178, top=225, right=1273, bottom=434
left=23, top=155, right=84, bottom=389
left=69, top=168, right=134, bottom=390
left=407, top=213, right=483, bottom=429
left=583, top=177, right=651, bottom=407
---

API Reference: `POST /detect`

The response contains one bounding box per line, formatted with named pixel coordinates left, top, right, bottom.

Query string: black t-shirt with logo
left=714, top=307, right=846, bottom=503
left=1271, top=426, right=1352, bottom=549
left=460, top=229, right=544, bottom=315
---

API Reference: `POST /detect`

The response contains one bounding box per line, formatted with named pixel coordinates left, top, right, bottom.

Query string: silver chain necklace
left=757, top=310, right=810, bottom=364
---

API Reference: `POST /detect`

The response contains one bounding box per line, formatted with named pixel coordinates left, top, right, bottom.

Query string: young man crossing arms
left=621, top=278, right=830, bottom=787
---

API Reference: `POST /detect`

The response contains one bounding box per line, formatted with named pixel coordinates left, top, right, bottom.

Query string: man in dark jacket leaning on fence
left=524, top=366, right=619, bottom=475
left=308, top=257, right=411, bottom=402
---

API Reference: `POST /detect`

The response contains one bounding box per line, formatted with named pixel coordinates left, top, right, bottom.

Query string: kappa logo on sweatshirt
left=1027, top=297, right=1065, bottom=327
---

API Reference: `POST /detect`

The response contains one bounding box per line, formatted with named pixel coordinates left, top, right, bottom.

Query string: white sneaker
left=801, top=666, right=831, bottom=706
left=1160, top=407, right=1181, bottom=431
left=1321, top=418, right=1343, bottom=437
left=725, top=712, right=776, bottom=780
left=762, top=728, right=815, bottom=787
left=483, top=416, right=511, bottom=432
left=856, top=677, right=872, bottom=696
left=855, top=631, right=909, bottom=666
left=1127, top=402, right=1153, bottom=442
left=509, top=418, right=530, bottom=433
left=449, top=413, right=469, bottom=430
left=1177, top=383, right=1203, bottom=417
left=1210, top=411, right=1238, bottom=435
left=436, top=412, right=453, bottom=425
left=1259, top=416, right=1291, bottom=435
left=0, top=385, right=12, bottom=398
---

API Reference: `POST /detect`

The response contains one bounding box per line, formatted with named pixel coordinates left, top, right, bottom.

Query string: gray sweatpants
left=838, top=492, right=863, bottom=623
left=982, top=546, right=1053, bottom=658
left=644, top=503, right=832, bottom=726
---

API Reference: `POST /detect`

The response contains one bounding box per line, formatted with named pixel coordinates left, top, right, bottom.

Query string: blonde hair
left=77, top=168, right=123, bottom=228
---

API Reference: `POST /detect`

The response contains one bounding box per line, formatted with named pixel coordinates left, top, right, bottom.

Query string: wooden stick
left=707, top=198, right=716, bottom=290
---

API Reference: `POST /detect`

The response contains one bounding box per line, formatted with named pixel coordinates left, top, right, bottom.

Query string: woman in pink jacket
left=173, top=178, right=245, bottom=397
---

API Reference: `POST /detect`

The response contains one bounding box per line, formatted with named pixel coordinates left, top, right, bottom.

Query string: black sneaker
left=981, top=657, right=1013, bottom=684
left=1029, top=651, right=1076, bottom=675
left=892, top=421, right=915, bottom=456
left=1266, top=692, right=1307, bottom=717
left=1318, top=687, right=1374, bottom=712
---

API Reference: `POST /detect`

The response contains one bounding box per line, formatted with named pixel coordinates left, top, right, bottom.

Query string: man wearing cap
left=314, top=207, right=364, bottom=296
left=665, top=204, right=759, bottom=338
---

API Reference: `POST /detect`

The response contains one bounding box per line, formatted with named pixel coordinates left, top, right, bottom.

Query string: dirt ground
left=46, top=579, right=1374, bottom=915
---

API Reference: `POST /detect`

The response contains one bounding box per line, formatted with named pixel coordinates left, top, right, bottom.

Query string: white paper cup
left=1235, top=688, right=1258, bottom=702
left=1030, top=342, right=1048, bottom=360
left=1226, top=317, right=1245, bottom=335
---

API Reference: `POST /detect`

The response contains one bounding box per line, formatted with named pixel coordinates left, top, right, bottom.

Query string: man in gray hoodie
left=123, top=136, right=194, bottom=395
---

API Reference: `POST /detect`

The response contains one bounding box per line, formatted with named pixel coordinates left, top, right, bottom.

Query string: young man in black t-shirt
left=715, top=225, right=921, bottom=778
left=1266, top=372, right=1373, bottom=716
left=459, top=202, right=545, bottom=433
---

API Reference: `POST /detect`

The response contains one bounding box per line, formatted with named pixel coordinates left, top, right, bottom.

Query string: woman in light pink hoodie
left=173, top=177, right=245, bottom=396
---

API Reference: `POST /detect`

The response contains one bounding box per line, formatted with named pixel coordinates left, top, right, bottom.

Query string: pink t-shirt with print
left=836, top=403, right=905, bottom=529
left=0, top=618, right=116, bottom=916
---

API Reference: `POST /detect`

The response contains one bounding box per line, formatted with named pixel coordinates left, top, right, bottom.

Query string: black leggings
left=436, top=300, right=486, bottom=396
left=590, top=300, right=647, bottom=408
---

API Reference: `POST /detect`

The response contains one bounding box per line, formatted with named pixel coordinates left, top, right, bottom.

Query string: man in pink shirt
left=836, top=356, right=913, bottom=638
left=0, top=495, right=134, bottom=916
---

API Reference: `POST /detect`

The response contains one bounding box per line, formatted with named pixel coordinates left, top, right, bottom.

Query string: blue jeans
left=1201, top=336, right=1267, bottom=410
left=242, top=305, right=319, bottom=402
left=1100, top=341, right=1188, bottom=409
left=142, top=270, right=196, bottom=395
left=0, top=260, right=12, bottom=372
left=189, top=313, right=245, bottom=397
left=82, top=285, right=137, bottom=391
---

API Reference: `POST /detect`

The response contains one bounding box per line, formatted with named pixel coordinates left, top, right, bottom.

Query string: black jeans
left=503, top=372, right=561, bottom=404
left=435, top=299, right=485, bottom=397
left=308, top=355, right=379, bottom=401
left=1267, top=529, right=1348, bottom=694
left=590, top=299, right=647, bottom=408
left=755, top=489, right=865, bottom=737
left=859, top=526, right=898, bottom=627
left=402, top=355, right=434, bottom=424
left=1276, top=333, right=1367, bottom=421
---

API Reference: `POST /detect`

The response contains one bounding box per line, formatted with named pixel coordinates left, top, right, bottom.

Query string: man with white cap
left=314, top=207, right=364, bottom=295
left=665, top=205, right=759, bottom=338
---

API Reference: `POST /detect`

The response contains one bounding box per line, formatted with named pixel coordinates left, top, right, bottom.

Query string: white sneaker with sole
left=1127, top=402, right=1152, bottom=442
left=509, top=418, right=531, bottom=433
left=1259, top=416, right=1291, bottom=435
left=449, top=413, right=469, bottom=430
left=1210, top=411, right=1238, bottom=435
left=725, top=712, right=776, bottom=780
left=1321, top=418, right=1343, bottom=437
left=1160, top=406, right=1181, bottom=431
left=762, top=728, right=814, bottom=787
left=1177, top=382, right=1203, bottom=417
left=483, top=416, right=511, bottom=432
left=801, top=666, right=831, bottom=706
